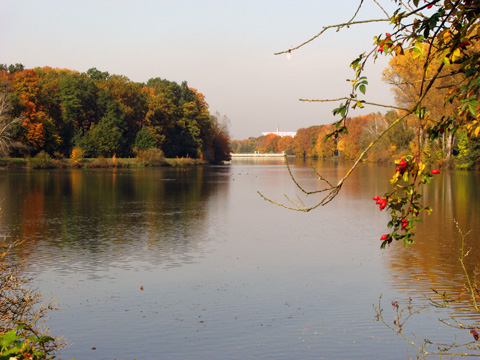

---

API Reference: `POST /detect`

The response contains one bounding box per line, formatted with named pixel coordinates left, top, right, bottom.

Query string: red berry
left=380, top=234, right=388, bottom=241
left=427, top=4, right=433, bottom=8
left=401, top=218, right=407, bottom=223
left=431, top=169, right=440, bottom=174
left=373, top=196, right=380, bottom=201
left=379, top=200, right=387, bottom=210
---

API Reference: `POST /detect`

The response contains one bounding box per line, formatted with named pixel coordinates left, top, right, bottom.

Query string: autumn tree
left=291, top=126, right=325, bottom=158
left=312, top=125, right=337, bottom=158
left=12, top=70, right=48, bottom=152
left=382, top=44, right=463, bottom=161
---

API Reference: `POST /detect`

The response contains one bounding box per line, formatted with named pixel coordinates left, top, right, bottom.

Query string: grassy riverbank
left=0, top=155, right=206, bottom=169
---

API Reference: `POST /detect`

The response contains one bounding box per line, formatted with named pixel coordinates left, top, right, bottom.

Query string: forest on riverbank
left=0, top=64, right=231, bottom=164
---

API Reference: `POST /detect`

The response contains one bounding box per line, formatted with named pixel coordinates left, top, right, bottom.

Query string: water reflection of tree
left=0, top=167, right=230, bottom=273
left=383, top=170, right=480, bottom=300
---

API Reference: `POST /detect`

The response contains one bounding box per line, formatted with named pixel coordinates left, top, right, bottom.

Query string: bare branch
left=274, top=18, right=390, bottom=56
left=299, top=97, right=409, bottom=111
left=347, top=0, right=365, bottom=24
left=372, top=0, right=390, bottom=18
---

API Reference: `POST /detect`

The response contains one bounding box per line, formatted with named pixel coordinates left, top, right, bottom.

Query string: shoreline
left=0, top=157, right=208, bottom=169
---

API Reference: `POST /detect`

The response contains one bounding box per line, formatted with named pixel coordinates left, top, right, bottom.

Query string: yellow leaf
left=475, top=126, right=480, bottom=137
left=451, top=48, right=461, bottom=62
left=394, top=44, right=403, bottom=55
left=443, top=31, right=452, bottom=45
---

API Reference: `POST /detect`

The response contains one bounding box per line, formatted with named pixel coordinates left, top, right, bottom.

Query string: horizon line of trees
left=232, top=109, right=480, bottom=169
left=0, top=63, right=231, bottom=163
left=230, top=133, right=294, bottom=155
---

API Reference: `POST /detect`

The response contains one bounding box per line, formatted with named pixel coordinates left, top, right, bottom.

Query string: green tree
left=86, top=67, right=110, bottom=81
left=0, top=63, right=25, bottom=74
left=88, top=98, right=126, bottom=157
left=95, top=74, right=147, bottom=154
left=134, top=127, right=157, bottom=151
left=59, top=72, right=98, bottom=134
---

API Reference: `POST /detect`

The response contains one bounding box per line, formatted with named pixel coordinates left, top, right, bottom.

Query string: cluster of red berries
left=396, top=158, right=408, bottom=174
left=374, top=160, right=440, bottom=244
left=380, top=219, right=409, bottom=242
left=373, top=196, right=387, bottom=210
left=378, top=33, right=393, bottom=53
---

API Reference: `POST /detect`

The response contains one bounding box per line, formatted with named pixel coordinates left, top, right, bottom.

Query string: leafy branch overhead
left=261, top=0, right=480, bottom=247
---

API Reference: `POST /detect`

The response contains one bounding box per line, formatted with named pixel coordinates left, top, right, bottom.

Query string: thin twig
left=372, top=0, right=390, bottom=18
left=347, top=0, right=364, bottom=24
left=274, top=18, right=390, bottom=56
left=299, top=97, right=408, bottom=111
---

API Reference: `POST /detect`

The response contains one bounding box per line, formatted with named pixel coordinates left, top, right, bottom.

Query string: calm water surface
left=1, top=159, right=479, bottom=359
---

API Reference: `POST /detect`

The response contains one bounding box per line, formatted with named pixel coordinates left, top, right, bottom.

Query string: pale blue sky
left=2, top=0, right=397, bottom=139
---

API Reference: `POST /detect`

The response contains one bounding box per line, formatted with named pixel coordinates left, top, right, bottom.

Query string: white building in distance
left=261, top=127, right=296, bottom=138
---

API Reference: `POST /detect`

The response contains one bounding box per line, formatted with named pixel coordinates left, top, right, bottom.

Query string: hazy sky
left=2, top=0, right=397, bottom=140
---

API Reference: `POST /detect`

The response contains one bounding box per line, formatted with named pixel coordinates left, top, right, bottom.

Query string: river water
left=1, top=158, right=479, bottom=359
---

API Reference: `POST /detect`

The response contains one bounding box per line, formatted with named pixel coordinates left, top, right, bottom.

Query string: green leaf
left=359, top=85, right=366, bottom=94
left=36, top=336, right=55, bottom=345
left=0, top=330, right=19, bottom=350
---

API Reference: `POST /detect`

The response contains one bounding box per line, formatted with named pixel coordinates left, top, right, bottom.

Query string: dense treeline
left=290, top=110, right=480, bottom=169
left=291, top=112, right=413, bottom=161
left=232, top=107, right=480, bottom=170
left=0, top=64, right=231, bottom=162
left=230, top=133, right=294, bottom=154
